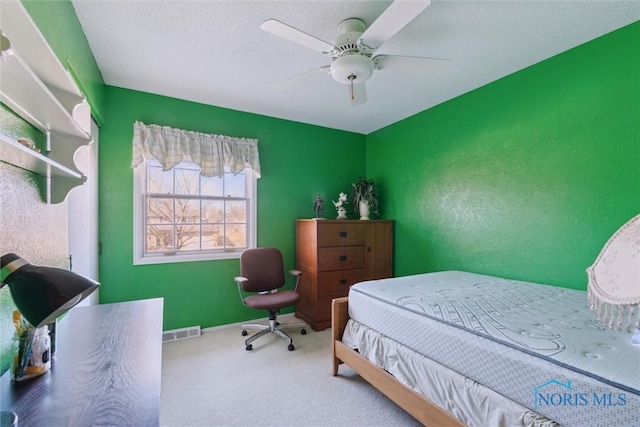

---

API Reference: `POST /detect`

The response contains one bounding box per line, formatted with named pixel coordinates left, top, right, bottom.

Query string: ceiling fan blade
left=260, top=19, right=335, bottom=54
left=359, top=0, right=431, bottom=51
left=349, top=82, right=367, bottom=106
left=373, top=54, right=449, bottom=73
left=273, top=67, right=330, bottom=90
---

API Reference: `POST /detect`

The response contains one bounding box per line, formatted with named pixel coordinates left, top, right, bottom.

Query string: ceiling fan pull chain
left=349, top=74, right=355, bottom=100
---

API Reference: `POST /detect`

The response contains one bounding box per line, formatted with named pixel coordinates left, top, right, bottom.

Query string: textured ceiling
left=71, top=1, right=640, bottom=134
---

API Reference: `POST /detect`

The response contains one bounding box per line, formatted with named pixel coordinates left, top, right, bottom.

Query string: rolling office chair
left=234, top=247, right=307, bottom=351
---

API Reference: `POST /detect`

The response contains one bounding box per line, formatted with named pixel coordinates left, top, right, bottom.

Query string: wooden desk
left=0, top=298, right=164, bottom=426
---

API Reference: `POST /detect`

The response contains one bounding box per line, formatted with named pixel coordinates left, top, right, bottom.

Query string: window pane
left=175, top=168, right=200, bottom=195
left=175, top=224, right=200, bottom=250
left=175, top=198, right=200, bottom=224
left=226, top=200, right=246, bottom=223
left=202, top=224, right=223, bottom=249
left=147, top=225, right=174, bottom=252
left=147, top=198, right=174, bottom=224
left=202, top=200, right=224, bottom=223
left=201, top=175, right=223, bottom=197
left=148, top=165, right=173, bottom=193
left=136, top=158, right=256, bottom=263
left=224, top=171, right=245, bottom=197
left=226, top=224, right=247, bottom=248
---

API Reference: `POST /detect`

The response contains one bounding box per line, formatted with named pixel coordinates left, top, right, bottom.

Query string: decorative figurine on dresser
left=295, top=218, right=393, bottom=330
left=312, top=194, right=325, bottom=219
left=332, top=192, right=349, bottom=219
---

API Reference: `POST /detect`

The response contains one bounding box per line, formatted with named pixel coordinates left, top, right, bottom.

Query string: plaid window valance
left=131, top=121, right=260, bottom=177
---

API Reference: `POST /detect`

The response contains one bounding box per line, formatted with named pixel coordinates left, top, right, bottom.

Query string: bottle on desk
left=12, top=325, right=51, bottom=381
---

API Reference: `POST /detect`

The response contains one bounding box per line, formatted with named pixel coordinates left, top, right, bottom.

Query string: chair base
left=242, top=311, right=307, bottom=351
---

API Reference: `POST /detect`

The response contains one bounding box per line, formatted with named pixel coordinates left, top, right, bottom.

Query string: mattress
left=343, top=319, right=558, bottom=427
left=346, top=271, right=640, bottom=427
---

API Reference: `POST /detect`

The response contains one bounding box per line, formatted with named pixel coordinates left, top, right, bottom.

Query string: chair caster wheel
left=242, top=330, right=248, bottom=336
left=288, top=344, right=295, bottom=351
left=301, top=329, right=307, bottom=335
left=246, top=344, right=253, bottom=351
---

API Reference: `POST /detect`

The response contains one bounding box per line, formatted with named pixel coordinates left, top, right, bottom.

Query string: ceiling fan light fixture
left=262, top=0, right=439, bottom=106
left=330, top=54, right=374, bottom=84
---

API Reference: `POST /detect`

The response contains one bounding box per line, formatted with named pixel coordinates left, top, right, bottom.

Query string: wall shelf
left=0, top=0, right=92, bottom=204
left=0, top=132, right=82, bottom=178
left=0, top=132, right=87, bottom=203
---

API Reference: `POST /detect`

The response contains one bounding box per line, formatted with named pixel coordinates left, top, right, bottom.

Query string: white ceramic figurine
left=332, top=192, right=348, bottom=219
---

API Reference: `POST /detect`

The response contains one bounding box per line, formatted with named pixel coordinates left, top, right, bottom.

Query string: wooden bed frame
left=331, top=296, right=465, bottom=427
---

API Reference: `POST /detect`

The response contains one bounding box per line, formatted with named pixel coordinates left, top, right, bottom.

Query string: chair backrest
left=239, top=247, right=286, bottom=293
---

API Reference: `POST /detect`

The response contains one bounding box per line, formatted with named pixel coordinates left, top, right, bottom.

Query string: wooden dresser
left=295, top=219, right=393, bottom=330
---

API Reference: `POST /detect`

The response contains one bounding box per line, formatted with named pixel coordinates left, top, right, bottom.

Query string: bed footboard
left=331, top=296, right=349, bottom=376
left=331, top=297, right=464, bottom=427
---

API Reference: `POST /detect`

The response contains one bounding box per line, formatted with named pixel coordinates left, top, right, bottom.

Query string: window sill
left=133, top=250, right=243, bottom=265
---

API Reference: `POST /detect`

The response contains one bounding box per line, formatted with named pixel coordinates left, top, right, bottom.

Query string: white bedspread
left=347, top=271, right=640, bottom=426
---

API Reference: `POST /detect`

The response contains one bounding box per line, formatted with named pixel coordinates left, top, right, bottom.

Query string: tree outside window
left=133, top=159, right=256, bottom=265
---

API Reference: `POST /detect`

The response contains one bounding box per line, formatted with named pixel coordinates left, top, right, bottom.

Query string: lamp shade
left=0, top=253, right=99, bottom=328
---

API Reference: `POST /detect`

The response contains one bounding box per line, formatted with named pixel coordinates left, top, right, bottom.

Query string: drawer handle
left=339, top=255, right=347, bottom=261
left=339, top=279, right=348, bottom=285
left=339, top=231, right=348, bottom=237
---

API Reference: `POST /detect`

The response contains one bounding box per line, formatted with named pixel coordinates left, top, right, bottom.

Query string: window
left=133, top=159, right=257, bottom=265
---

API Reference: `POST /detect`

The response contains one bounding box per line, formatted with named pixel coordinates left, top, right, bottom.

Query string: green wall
left=366, top=22, right=640, bottom=289
left=99, top=86, right=366, bottom=330
left=22, top=0, right=107, bottom=123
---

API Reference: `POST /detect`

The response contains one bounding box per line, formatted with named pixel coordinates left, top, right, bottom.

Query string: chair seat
left=244, top=290, right=300, bottom=310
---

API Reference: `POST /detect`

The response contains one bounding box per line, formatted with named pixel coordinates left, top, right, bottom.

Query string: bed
left=331, top=271, right=640, bottom=427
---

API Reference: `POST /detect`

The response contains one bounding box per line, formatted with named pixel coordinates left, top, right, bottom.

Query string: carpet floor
left=160, top=319, right=422, bottom=426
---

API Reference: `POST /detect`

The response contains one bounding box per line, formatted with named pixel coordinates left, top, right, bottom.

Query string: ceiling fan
left=260, top=0, right=449, bottom=106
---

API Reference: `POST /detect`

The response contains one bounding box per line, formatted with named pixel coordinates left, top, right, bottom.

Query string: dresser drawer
left=317, top=246, right=365, bottom=271
left=318, top=268, right=365, bottom=296
left=317, top=223, right=365, bottom=247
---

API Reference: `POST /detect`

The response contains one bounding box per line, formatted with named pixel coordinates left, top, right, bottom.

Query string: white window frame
left=133, top=160, right=257, bottom=265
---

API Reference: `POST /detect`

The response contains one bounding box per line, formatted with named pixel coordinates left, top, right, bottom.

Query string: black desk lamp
left=0, top=253, right=99, bottom=328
